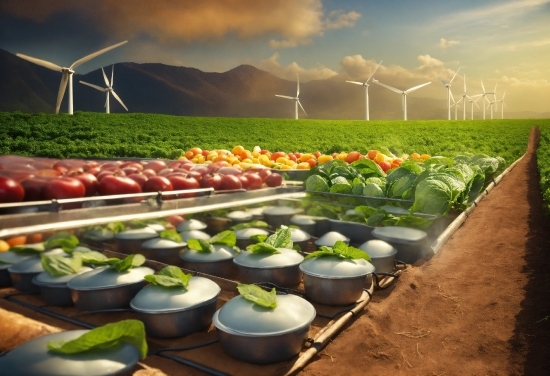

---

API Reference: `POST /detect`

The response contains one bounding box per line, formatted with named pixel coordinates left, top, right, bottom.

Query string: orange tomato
left=271, top=152, right=287, bottom=161
left=379, top=161, right=392, bottom=172
left=314, top=151, right=322, bottom=158
left=420, top=154, right=431, bottom=160
left=185, top=150, right=194, bottom=159
left=190, top=147, right=203, bottom=156
left=410, top=153, right=421, bottom=159
left=28, top=233, right=43, bottom=244
left=307, top=159, right=317, bottom=168
left=345, top=151, right=362, bottom=163
left=232, top=145, right=245, bottom=156
left=7, top=235, right=27, bottom=247
left=367, top=150, right=378, bottom=160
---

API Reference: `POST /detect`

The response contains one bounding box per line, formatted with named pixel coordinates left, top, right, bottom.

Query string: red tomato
left=20, top=177, right=52, bottom=201
left=69, top=172, right=99, bottom=197
left=120, top=161, right=143, bottom=171
left=314, top=151, right=322, bottom=158
left=345, top=151, right=362, bottom=164
left=142, top=169, right=157, bottom=178
left=288, top=154, right=297, bottom=162
left=243, top=173, right=263, bottom=190
left=190, top=165, right=210, bottom=176
left=53, top=159, right=87, bottom=171
left=265, top=173, right=283, bottom=187
left=270, top=152, right=286, bottom=161
left=187, top=170, right=203, bottom=182
left=217, top=166, right=243, bottom=176
left=122, top=167, right=140, bottom=175
left=100, top=161, right=122, bottom=170
left=201, top=150, right=210, bottom=157
left=43, top=177, right=86, bottom=200
left=167, top=161, right=182, bottom=169
left=0, top=170, right=35, bottom=182
left=143, top=176, right=173, bottom=193
left=158, top=168, right=174, bottom=177
left=127, top=173, right=148, bottom=189
left=379, top=161, right=392, bottom=172
left=200, top=174, right=222, bottom=190
left=0, top=176, right=25, bottom=203
left=260, top=149, right=270, bottom=155
left=258, top=169, right=272, bottom=181
left=167, top=175, right=200, bottom=194
left=96, top=169, right=125, bottom=181
left=307, top=159, right=317, bottom=168
left=98, top=175, right=142, bottom=196
left=144, top=160, right=168, bottom=173
left=237, top=175, right=250, bottom=189
left=166, top=215, right=185, bottom=227
left=219, top=175, right=243, bottom=191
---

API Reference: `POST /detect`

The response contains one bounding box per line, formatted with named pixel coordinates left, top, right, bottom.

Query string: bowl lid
left=67, top=266, right=154, bottom=291
left=290, top=228, right=311, bottom=242
left=358, top=239, right=398, bottom=258
left=179, top=230, right=211, bottom=242
left=33, top=266, right=94, bottom=286
left=263, top=206, right=297, bottom=216
left=233, top=248, right=304, bottom=268
left=380, top=205, right=409, bottom=215
left=314, top=231, right=350, bottom=246
left=0, top=250, right=34, bottom=265
left=0, top=329, right=139, bottom=376
left=299, top=257, right=375, bottom=278
left=245, top=206, right=272, bottom=217
left=180, top=244, right=237, bottom=262
left=290, top=215, right=316, bottom=226
left=130, top=277, right=220, bottom=313
left=213, top=294, right=315, bottom=336
left=83, top=229, right=114, bottom=241
left=141, top=238, right=187, bottom=250
left=234, top=228, right=269, bottom=239
left=226, top=210, right=253, bottom=222
left=114, top=227, right=158, bottom=240
left=147, top=223, right=166, bottom=232
left=176, top=219, right=207, bottom=232
left=7, top=248, right=65, bottom=274
left=372, top=226, right=427, bottom=245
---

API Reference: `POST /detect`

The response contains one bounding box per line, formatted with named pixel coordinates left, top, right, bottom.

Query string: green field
left=1, top=111, right=549, bottom=213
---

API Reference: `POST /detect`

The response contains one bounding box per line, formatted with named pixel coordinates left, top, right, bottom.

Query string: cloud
left=1, top=0, right=360, bottom=48
left=258, top=53, right=338, bottom=82
left=323, top=10, right=361, bottom=30
left=439, top=38, right=460, bottom=49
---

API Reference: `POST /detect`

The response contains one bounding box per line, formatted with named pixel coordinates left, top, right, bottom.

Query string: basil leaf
left=237, top=283, right=277, bottom=309
left=210, top=230, right=236, bottom=246
left=245, top=243, right=281, bottom=254
left=304, top=249, right=335, bottom=260
left=231, top=220, right=270, bottom=230
left=250, top=234, right=268, bottom=244
left=144, top=266, right=192, bottom=289
left=44, top=232, right=79, bottom=251
left=104, top=222, right=126, bottom=233
left=265, top=226, right=293, bottom=249
left=188, top=239, right=214, bottom=253
left=10, top=243, right=45, bottom=254
left=159, top=229, right=182, bottom=243
left=41, top=255, right=83, bottom=277
left=333, top=241, right=371, bottom=261
left=47, top=319, right=148, bottom=359
left=112, top=254, right=146, bottom=272
left=73, top=250, right=111, bottom=265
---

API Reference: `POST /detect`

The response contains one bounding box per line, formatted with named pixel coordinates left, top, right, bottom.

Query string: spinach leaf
left=237, top=283, right=277, bottom=309
left=144, top=266, right=192, bottom=289
left=159, top=229, right=182, bottom=243
left=44, top=232, right=79, bottom=252
left=41, top=255, right=83, bottom=277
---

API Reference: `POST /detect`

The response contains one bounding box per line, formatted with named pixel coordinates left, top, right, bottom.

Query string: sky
left=1, top=0, right=549, bottom=115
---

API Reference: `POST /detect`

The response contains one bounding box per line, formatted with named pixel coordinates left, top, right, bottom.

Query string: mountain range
left=1, top=49, right=547, bottom=120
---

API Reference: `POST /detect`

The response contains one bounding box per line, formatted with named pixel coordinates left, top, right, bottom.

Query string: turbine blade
left=101, top=67, right=110, bottom=87
left=475, top=101, right=480, bottom=109
left=70, top=40, right=128, bottom=69
left=470, top=94, right=482, bottom=98
left=296, top=73, right=300, bottom=97
left=16, top=53, right=63, bottom=72
left=110, top=65, right=114, bottom=87
left=79, top=81, right=106, bottom=92
left=55, top=73, right=69, bottom=114
left=372, top=80, right=403, bottom=94
left=297, top=100, right=307, bottom=116
left=275, top=95, right=295, bottom=100
left=111, top=90, right=128, bottom=111
left=481, top=79, right=486, bottom=93
left=502, top=90, right=506, bottom=100
left=405, top=81, right=431, bottom=94
left=441, top=79, right=448, bottom=86
left=366, top=60, right=383, bottom=82
left=503, top=102, right=508, bottom=108
left=346, top=81, right=365, bottom=85
left=449, top=67, right=461, bottom=84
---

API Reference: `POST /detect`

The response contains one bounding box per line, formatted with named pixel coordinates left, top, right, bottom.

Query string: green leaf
left=250, top=234, right=268, bottom=243
left=159, top=229, right=182, bottom=243
left=265, top=226, right=293, bottom=249
left=237, top=283, right=277, bottom=309
left=144, top=266, right=192, bottom=289
left=305, top=241, right=370, bottom=261
left=10, top=242, right=45, bottom=254
left=246, top=242, right=281, bottom=254
left=104, top=222, right=126, bottom=233
left=305, top=175, right=330, bottom=192
left=231, top=220, right=270, bottom=230
left=47, top=319, right=148, bottom=360
left=210, top=230, right=236, bottom=246
left=41, top=255, right=83, bottom=277
left=112, top=254, right=146, bottom=272
left=44, top=232, right=79, bottom=251
left=73, top=250, right=110, bottom=265
left=187, top=239, right=214, bottom=253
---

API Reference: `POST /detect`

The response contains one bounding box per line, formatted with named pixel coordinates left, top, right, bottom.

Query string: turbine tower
left=498, top=90, right=507, bottom=119
left=372, top=79, right=431, bottom=121
left=345, top=60, right=382, bottom=120
left=275, top=73, right=306, bottom=119
left=486, top=99, right=496, bottom=119
left=468, top=96, right=481, bottom=120
left=442, top=67, right=461, bottom=120
left=80, top=65, right=128, bottom=113
left=450, top=94, right=461, bottom=120
left=16, top=41, right=128, bottom=115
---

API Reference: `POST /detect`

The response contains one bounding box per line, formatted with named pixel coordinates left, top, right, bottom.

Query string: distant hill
left=0, top=49, right=546, bottom=120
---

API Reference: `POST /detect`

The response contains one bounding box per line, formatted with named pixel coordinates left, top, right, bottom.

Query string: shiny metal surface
left=302, top=273, right=369, bottom=305
left=70, top=281, right=146, bottom=311
left=328, top=219, right=374, bottom=245
left=180, top=259, right=238, bottom=279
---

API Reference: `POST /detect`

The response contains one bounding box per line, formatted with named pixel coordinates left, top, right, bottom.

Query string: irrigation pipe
left=430, top=152, right=526, bottom=255
left=284, top=283, right=375, bottom=376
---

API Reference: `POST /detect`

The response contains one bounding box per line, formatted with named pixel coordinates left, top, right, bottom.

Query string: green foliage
left=537, top=127, right=550, bottom=215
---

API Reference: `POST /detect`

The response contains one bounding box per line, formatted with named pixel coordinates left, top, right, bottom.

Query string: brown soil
left=2, top=127, right=549, bottom=376
left=301, top=126, right=550, bottom=376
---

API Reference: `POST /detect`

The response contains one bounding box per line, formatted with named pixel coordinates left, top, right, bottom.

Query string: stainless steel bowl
left=114, top=228, right=158, bottom=255
left=328, top=218, right=374, bottom=245
left=32, top=267, right=94, bottom=306
left=140, top=238, right=187, bottom=265
left=179, top=245, right=239, bottom=279
left=234, top=228, right=270, bottom=250
left=262, top=206, right=298, bottom=229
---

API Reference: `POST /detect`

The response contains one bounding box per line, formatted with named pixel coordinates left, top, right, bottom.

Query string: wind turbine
left=16, top=40, right=128, bottom=115
left=450, top=94, right=461, bottom=120
left=345, top=60, right=382, bottom=120
left=372, top=79, right=431, bottom=120
left=498, top=90, right=507, bottom=119
left=79, top=65, right=128, bottom=113
left=442, top=67, right=460, bottom=120
left=486, top=99, right=496, bottom=119
left=468, top=96, right=481, bottom=120
left=471, top=79, right=494, bottom=119
left=275, top=73, right=306, bottom=119
left=457, top=74, right=472, bottom=120
left=493, top=80, right=499, bottom=112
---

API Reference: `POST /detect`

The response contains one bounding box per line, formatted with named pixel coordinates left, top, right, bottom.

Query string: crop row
left=537, top=127, right=550, bottom=214
left=0, top=111, right=539, bottom=162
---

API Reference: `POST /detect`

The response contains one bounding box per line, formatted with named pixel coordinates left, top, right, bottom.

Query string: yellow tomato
left=299, top=154, right=315, bottom=162
left=317, top=155, right=334, bottom=164
left=232, top=145, right=245, bottom=156
left=0, top=240, right=9, bottom=252
left=410, top=152, right=421, bottom=159
left=207, top=152, right=218, bottom=161
left=280, top=164, right=294, bottom=170
left=374, top=153, right=386, bottom=164
left=276, top=156, right=289, bottom=164
left=420, top=154, right=431, bottom=160
left=196, top=155, right=205, bottom=164
left=251, top=157, right=259, bottom=164
left=296, top=162, right=310, bottom=170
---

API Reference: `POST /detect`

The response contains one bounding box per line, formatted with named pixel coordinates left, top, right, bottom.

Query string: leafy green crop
left=237, top=283, right=277, bottom=309
left=144, top=266, right=192, bottom=289
left=41, top=255, right=83, bottom=277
